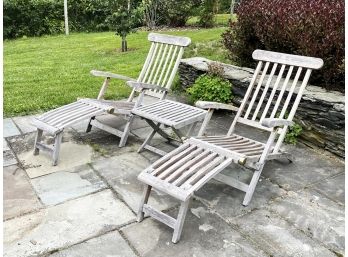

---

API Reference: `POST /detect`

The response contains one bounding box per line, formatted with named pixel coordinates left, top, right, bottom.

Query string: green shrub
left=4, top=0, right=111, bottom=39
left=197, top=0, right=217, bottom=28
left=284, top=123, right=302, bottom=145
left=187, top=74, right=232, bottom=104
left=276, top=112, right=303, bottom=145
left=157, top=0, right=200, bottom=27
left=106, top=1, right=143, bottom=51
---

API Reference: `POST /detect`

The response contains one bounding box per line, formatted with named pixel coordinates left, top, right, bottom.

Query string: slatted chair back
left=228, top=50, right=323, bottom=153
left=129, top=33, right=191, bottom=100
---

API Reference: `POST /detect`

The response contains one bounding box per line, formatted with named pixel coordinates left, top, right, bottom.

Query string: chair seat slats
left=133, top=100, right=207, bottom=129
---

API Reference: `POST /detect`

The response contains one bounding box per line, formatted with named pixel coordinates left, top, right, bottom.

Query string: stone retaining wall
left=178, top=57, right=345, bottom=158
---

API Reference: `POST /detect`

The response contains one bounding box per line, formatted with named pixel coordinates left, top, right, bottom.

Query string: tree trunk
left=121, top=36, right=127, bottom=52
left=230, top=0, right=235, bottom=16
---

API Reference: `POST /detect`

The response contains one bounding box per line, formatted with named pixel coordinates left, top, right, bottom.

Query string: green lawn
left=187, top=14, right=235, bottom=26
left=4, top=28, right=228, bottom=117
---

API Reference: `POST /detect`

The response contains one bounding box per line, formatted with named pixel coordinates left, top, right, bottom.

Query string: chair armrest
left=126, top=81, right=169, bottom=92
left=261, top=118, right=293, bottom=128
left=90, top=70, right=136, bottom=81
left=195, top=101, right=239, bottom=112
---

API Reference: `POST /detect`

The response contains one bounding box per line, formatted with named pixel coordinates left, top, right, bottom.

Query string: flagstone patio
left=3, top=107, right=345, bottom=257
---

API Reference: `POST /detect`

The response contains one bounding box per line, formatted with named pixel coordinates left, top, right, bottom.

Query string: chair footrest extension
left=138, top=140, right=234, bottom=202
left=143, top=204, right=176, bottom=229
left=32, top=99, right=112, bottom=133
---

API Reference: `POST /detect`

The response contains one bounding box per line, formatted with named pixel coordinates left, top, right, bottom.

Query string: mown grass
left=4, top=28, right=229, bottom=117
left=187, top=13, right=235, bottom=26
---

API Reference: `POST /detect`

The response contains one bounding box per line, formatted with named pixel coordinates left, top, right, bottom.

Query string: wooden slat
left=142, top=42, right=159, bottom=83
left=137, top=42, right=155, bottom=82
left=214, top=173, right=249, bottom=192
left=252, top=50, right=323, bottom=69
left=143, top=204, right=176, bottom=228
left=147, top=43, right=163, bottom=84
left=270, top=65, right=294, bottom=119
left=138, top=172, right=189, bottom=201
left=47, top=105, right=95, bottom=124
left=52, top=108, right=99, bottom=127
left=31, top=118, right=62, bottom=135
left=279, top=67, right=302, bottom=119
left=228, top=61, right=263, bottom=135
left=41, top=102, right=86, bottom=121
left=152, top=145, right=197, bottom=175
left=180, top=156, right=225, bottom=188
left=260, top=64, right=286, bottom=122
left=244, top=61, right=270, bottom=119
left=172, top=152, right=218, bottom=186
left=157, top=147, right=204, bottom=179
left=273, top=69, right=312, bottom=152
left=252, top=63, right=278, bottom=121
left=148, top=33, right=191, bottom=47
left=237, top=118, right=272, bottom=132
left=151, top=143, right=191, bottom=169
left=165, top=150, right=211, bottom=183
left=39, top=102, right=84, bottom=120
left=143, top=144, right=168, bottom=156
left=152, top=44, right=168, bottom=85
left=36, top=142, right=54, bottom=152
left=157, top=45, right=174, bottom=86
left=90, top=119, right=124, bottom=137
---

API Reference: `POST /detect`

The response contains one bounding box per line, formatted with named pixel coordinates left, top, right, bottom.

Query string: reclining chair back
left=129, top=33, right=191, bottom=100
left=228, top=50, right=323, bottom=153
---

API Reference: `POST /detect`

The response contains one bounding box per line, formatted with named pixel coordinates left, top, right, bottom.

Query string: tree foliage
left=105, top=0, right=143, bottom=51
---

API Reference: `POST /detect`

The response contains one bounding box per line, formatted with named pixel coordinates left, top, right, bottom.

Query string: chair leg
left=52, top=132, right=63, bottom=166
left=242, top=165, right=264, bottom=206
left=137, top=185, right=152, bottom=222
left=33, top=129, right=43, bottom=155
left=138, top=128, right=157, bottom=153
left=186, top=122, right=198, bottom=137
left=86, top=117, right=95, bottom=133
left=119, top=115, right=134, bottom=147
left=172, top=199, right=190, bottom=243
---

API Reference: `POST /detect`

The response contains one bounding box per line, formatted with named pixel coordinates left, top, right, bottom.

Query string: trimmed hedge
left=222, top=0, right=344, bottom=92
left=4, top=0, right=111, bottom=39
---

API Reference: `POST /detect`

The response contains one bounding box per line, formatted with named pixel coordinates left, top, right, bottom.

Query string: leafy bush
left=197, top=0, right=217, bottom=28
left=222, top=0, right=344, bottom=92
left=187, top=74, right=232, bottom=104
left=4, top=0, right=111, bottom=39
left=284, top=123, right=303, bottom=145
left=157, top=0, right=200, bottom=27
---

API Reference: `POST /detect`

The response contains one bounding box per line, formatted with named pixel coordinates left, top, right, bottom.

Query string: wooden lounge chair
left=32, top=33, right=191, bottom=165
left=136, top=49, right=323, bottom=243
left=86, top=33, right=191, bottom=147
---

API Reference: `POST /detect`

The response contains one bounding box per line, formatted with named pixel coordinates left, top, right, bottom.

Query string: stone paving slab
left=4, top=138, right=10, bottom=151
left=261, top=143, right=344, bottom=191
left=230, top=209, right=337, bottom=257
left=4, top=165, right=42, bottom=220
left=31, top=164, right=107, bottom=206
left=12, top=115, right=37, bottom=134
left=121, top=200, right=268, bottom=257
left=195, top=165, right=286, bottom=220
left=310, top=172, right=345, bottom=205
left=3, top=149, right=18, bottom=167
left=4, top=118, right=21, bottom=137
left=18, top=142, right=93, bottom=178
left=49, top=231, right=136, bottom=257
left=4, top=190, right=135, bottom=257
left=92, top=152, right=178, bottom=214
left=268, top=189, right=345, bottom=255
